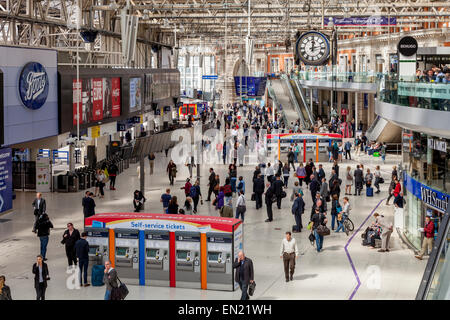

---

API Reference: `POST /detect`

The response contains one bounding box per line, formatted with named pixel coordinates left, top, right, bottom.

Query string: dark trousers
left=386, top=193, right=394, bottom=204
left=267, top=175, right=274, bottom=184
left=40, top=236, right=49, bottom=259
left=193, top=196, right=200, bottom=212
left=289, top=161, right=295, bottom=171
left=36, top=283, right=46, bottom=300
left=276, top=195, right=282, bottom=209
left=266, top=202, right=273, bottom=221
left=374, top=177, right=380, bottom=191
left=239, top=281, right=249, bottom=300
left=255, top=193, right=263, bottom=209
left=345, top=150, right=351, bottom=159
left=294, top=213, right=303, bottom=231
left=134, top=201, right=143, bottom=212
left=283, top=176, right=289, bottom=188
left=169, top=175, right=174, bottom=185
left=207, top=187, right=214, bottom=201
left=99, top=183, right=104, bottom=196
left=297, top=177, right=304, bottom=186
left=283, top=252, right=296, bottom=280
left=109, top=176, right=116, bottom=188
left=79, top=259, right=89, bottom=285
left=65, top=245, right=77, bottom=266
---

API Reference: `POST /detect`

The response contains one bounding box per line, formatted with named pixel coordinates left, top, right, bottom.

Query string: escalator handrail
left=267, top=81, right=289, bottom=126
left=281, top=74, right=308, bottom=129
left=293, top=77, right=315, bottom=126
left=416, top=208, right=450, bottom=299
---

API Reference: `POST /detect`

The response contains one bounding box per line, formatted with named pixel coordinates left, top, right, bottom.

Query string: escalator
left=416, top=209, right=450, bottom=300
left=290, top=78, right=315, bottom=127
left=365, top=115, right=402, bottom=142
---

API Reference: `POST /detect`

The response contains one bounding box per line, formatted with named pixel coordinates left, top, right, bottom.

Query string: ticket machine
left=144, top=230, right=170, bottom=287
left=114, top=229, right=139, bottom=284
left=175, top=231, right=201, bottom=289
left=85, top=227, right=109, bottom=281
left=206, top=232, right=233, bottom=291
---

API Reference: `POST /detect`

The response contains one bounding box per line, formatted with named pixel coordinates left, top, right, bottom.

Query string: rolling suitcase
left=366, top=186, right=374, bottom=197
left=91, top=265, right=105, bottom=286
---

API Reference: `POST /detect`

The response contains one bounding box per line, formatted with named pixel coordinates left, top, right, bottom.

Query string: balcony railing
left=292, top=71, right=385, bottom=83
left=378, top=79, right=450, bottom=111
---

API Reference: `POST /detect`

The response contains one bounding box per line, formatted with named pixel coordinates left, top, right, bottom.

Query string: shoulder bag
left=248, top=281, right=256, bottom=296
left=114, top=276, right=129, bottom=300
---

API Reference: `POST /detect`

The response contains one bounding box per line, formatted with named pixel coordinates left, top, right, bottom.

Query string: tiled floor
left=0, top=147, right=426, bottom=300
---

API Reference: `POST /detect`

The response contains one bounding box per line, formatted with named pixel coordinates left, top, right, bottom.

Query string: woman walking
left=345, top=166, right=353, bottom=195
left=167, top=196, right=179, bottom=214
left=190, top=180, right=202, bottom=213
left=282, top=162, right=290, bottom=188
left=32, top=255, right=50, bottom=300
left=296, top=163, right=306, bottom=187
left=167, top=160, right=177, bottom=186
left=61, top=223, right=81, bottom=269
left=95, top=169, right=106, bottom=198
left=182, top=197, right=193, bottom=215
left=374, top=165, right=382, bottom=194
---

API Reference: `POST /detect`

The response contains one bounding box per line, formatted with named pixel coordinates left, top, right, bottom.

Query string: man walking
left=32, top=193, right=46, bottom=232
left=287, top=148, right=295, bottom=171
left=344, top=140, right=352, bottom=160
left=82, top=192, right=96, bottom=226
left=292, top=192, right=305, bottom=232
left=415, top=215, right=435, bottom=260
left=34, top=213, right=53, bottom=261
left=309, top=174, right=320, bottom=202
left=160, top=189, right=172, bottom=214
left=254, top=174, right=265, bottom=210
left=273, top=175, right=284, bottom=210
left=354, top=165, right=364, bottom=196
left=232, top=251, right=254, bottom=300
left=206, top=168, right=216, bottom=202
left=280, top=232, right=299, bottom=282
left=265, top=183, right=275, bottom=222
left=374, top=213, right=393, bottom=252
left=75, top=232, right=90, bottom=287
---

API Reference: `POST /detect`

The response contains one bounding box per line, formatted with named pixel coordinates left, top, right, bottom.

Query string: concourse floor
left=0, top=150, right=426, bottom=300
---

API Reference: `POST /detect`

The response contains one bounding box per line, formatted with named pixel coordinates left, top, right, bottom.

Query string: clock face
left=295, top=31, right=330, bottom=66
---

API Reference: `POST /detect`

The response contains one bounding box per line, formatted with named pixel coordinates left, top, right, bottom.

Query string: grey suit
left=354, top=169, right=364, bottom=195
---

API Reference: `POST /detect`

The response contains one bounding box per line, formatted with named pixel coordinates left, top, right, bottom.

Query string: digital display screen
left=177, top=250, right=188, bottom=260
left=208, top=252, right=220, bottom=261
left=116, top=247, right=128, bottom=256
left=89, top=247, right=98, bottom=255
left=147, top=249, right=158, bottom=258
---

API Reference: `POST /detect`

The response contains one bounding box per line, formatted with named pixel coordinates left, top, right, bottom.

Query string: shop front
left=402, top=129, right=450, bottom=249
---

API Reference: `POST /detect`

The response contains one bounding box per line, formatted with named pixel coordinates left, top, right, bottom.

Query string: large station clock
left=295, top=31, right=330, bottom=66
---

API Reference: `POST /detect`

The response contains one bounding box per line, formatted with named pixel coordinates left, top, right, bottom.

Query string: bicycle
left=344, top=217, right=355, bottom=235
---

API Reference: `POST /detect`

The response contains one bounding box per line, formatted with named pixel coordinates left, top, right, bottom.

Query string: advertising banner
left=111, top=77, right=121, bottom=117
left=324, top=16, right=397, bottom=26
left=72, top=79, right=83, bottom=125
left=92, top=78, right=103, bottom=121
left=0, top=148, right=12, bottom=213
left=130, top=77, right=142, bottom=112
left=404, top=174, right=450, bottom=214
left=36, top=157, right=51, bottom=193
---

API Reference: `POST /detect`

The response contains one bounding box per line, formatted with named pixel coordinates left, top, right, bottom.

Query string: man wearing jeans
left=232, top=251, right=254, bottom=300
left=103, top=260, right=118, bottom=300
left=311, top=209, right=327, bottom=253
left=280, top=232, right=299, bottom=282
left=75, top=232, right=90, bottom=287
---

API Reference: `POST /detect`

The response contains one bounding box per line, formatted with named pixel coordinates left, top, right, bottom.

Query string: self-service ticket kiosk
left=175, top=231, right=201, bottom=289
left=114, top=229, right=139, bottom=284
left=85, top=227, right=109, bottom=281
left=206, top=232, right=233, bottom=291
left=144, top=230, right=170, bottom=287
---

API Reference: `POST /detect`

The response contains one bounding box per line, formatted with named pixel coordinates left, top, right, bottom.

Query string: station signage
left=398, top=36, right=418, bottom=57
left=0, top=148, right=12, bottom=213
left=18, top=62, right=49, bottom=110
left=427, top=138, right=447, bottom=153
left=324, top=16, right=397, bottom=26
left=404, top=174, right=450, bottom=213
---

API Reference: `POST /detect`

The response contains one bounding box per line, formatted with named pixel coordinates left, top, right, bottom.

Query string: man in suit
left=354, top=165, right=364, bottom=196
left=32, top=193, right=46, bottom=232
left=75, top=232, right=90, bottom=287
left=233, top=251, right=254, bottom=300
left=273, top=175, right=284, bottom=210
left=103, top=260, right=119, bottom=300
left=317, top=164, right=326, bottom=182
left=329, top=169, right=338, bottom=190
left=82, top=192, right=96, bottom=225
left=254, top=174, right=265, bottom=210
left=309, top=175, right=320, bottom=203
left=291, top=192, right=305, bottom=232
left=265, top=184, right=275, bottom=222
left=206, top=168, right=216, bottom=201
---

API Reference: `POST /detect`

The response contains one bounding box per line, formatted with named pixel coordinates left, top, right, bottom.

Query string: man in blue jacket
left=75, top=232, right=90, bottom=287
left=291, top=192, right=305, bottom=232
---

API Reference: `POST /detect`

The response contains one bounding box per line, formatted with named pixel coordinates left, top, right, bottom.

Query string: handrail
left=281, top=74, right=308, bottom=129
left=293, top=78, right=315, bottom=126
left=267, top=80, right=288, bottom=127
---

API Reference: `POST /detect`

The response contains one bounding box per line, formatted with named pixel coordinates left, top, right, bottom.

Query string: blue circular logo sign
left=18, top=62, right=49, bottom=110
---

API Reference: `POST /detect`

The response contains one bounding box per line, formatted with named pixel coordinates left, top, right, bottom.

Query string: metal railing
left=281, top=74, right=308, bottom=129
left=293, top=71, right=386, bottom=83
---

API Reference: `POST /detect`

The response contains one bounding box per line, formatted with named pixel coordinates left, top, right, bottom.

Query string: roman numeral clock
left=295, top=31, right=331, bottom=66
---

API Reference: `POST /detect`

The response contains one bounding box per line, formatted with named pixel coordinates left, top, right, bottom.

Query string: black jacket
left=265, top=185, right=275, bottom=204
left=134, top=190, right=146, bottom=202
left=309, top=179, right=320, bottom=194
left=233, top=257, right=254, bottom=285
left=273, top=179, right=284, bottom=196
left=292, top=196, right=305, bottom=215
left=32, top=262, right=49, bottom=288
left=208, top=171, right=216, bottom=187
left=332, top=164, right=339, bottom=177
left=75, top=238, right=90, bottom=260
left=32, top=198, right=46, bottom=216
left=82, top=196, right=96, bottom=218
left=318, top=168, right=326, bottom=181
left=311, top=212, right=327, bottom=230
left=61, top=229, right=81, bottom=247
left=287, top=151, right=295, bottom=162
left=254, top=177, right=265, bottom=194
left=35, top=214, right=53, bottom=237
left=0, top=285, right=12, bottom=300
left=108, top=164, right=118, bottom=175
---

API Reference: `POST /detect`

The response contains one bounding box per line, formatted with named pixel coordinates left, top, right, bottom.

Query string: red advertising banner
left=72, top=79, right=82, bottom=125
left=111, top=77, right=121, bottom=117
left=92, top=78, right=103, bottom=121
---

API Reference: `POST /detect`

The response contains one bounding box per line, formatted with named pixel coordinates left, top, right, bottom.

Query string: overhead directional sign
left=202, top=75, right=218, bottom=80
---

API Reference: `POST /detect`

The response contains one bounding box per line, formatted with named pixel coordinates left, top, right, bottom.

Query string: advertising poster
left=130, top=77, right=142, bottom=112
left=92, top=78, right=103, bottom=121
left=111, top=77, right=121, bottom=117
left=36, top=157, right=51, bottom=193
left=72, top=79, right=83, bottom=125
left=0, top=148, right=13, bottom=213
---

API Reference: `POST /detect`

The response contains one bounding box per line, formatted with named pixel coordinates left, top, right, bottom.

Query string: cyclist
left=336, top=197, right=351, bottom=234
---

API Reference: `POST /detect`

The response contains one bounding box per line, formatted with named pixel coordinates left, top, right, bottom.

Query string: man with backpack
left=344, top=141, right=352, bottom=160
